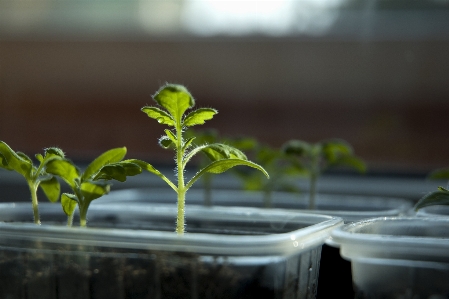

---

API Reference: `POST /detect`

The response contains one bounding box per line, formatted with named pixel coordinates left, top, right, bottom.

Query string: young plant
left=0, top=141, right=63, bottom=224
left=232, top=142, right=304, bottom=208
left=282, top=138, right=366, bottom=209
left=139, top=83, right=269, bottom=234
left=45, top=147, right=142, bottom=227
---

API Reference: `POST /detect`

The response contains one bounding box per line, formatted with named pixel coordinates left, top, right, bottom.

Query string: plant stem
left=263, top=189, right=272, bottom=208
left=308, top=153, right=319, bottom=210
left=309, top=173, right=317, bottom=210
left=176, top=124, right=186, bottom=235
left=67, top=213, right=74, bottom=227
left=79, top=203, right=88, bottom=227
left=28, top=182, right=41, bottom=225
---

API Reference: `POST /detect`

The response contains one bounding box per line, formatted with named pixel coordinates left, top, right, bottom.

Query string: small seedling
left=232, top=142, right=304, bottom=208
left=282, top=138, right=366, bottom=209
left=45, top=147, right=141, bottom=227
left=0, top=141, right=63, bottom=224
left=414, top=166, right=449, bottom=210
left=139, top=83, right=269, bottom=234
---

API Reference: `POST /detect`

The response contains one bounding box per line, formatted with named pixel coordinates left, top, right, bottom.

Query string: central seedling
left=139, top=84, right=269, bottom=234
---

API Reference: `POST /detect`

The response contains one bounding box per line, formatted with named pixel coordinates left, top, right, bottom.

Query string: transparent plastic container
left=416, top=205, right=449, bottom=217
left=331, top=217, right=449, bottom=299
left=102, top=188, right=412, bottom=298
left=102, top=188, right=413, bottom=223
left=0, top=202, right=342, bottom=299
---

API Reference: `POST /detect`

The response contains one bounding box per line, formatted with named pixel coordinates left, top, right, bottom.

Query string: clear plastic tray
left=0, top=202, right=342, bottom=299
left=102, top=188, right=413, bottom=223
left=416, top=205, right=449, bottom=217
left=331, top=216, right=449, bottom=299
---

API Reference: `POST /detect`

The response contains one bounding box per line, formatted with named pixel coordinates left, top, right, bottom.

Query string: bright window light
left=181, top=0, right=347, bottom=36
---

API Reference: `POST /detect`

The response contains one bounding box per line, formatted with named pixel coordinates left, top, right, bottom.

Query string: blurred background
left=1, top=0, right=449, bottom=177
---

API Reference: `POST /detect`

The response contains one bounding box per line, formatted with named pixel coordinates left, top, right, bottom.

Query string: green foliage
left=232, top=141, right=305, bottom=208
left=139, top=83, right=269, bottom=234
left=282, top=139, right=366, bottom=174
left=282, top=138, right=366, bottom=209
left=46, top=147, right=141, bottom=227
left=415, top=186, right=449, bottom=210
left=428, top=167, right=449, bottom=180
left=414, top=166, right=449, bottom=210
left=0, top=141, right=64, bottom=224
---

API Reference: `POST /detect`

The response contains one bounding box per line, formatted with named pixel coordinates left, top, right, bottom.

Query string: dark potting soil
left=316, top=244, right=354, bottom=299
left=0, top=245, right=322, bottom=299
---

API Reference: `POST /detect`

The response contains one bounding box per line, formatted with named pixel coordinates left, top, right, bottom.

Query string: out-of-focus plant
left=232, top=142, right=306, bottom=208
left=282, top=139, right=367, bottom=209
left=46, top=147, right=142, bottom=227
left=414, top=166, right=449, bottom=210
left=0, top=141, right=63, bottom=225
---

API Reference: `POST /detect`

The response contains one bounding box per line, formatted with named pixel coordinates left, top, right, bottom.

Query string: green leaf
left=61, top=193, right=78, bottom=216
left=35, top=153, right=44, bottom=163
left=82, top=147, right=127, bottom=181
left=187, top=158, right=269, bottom=189
left=80, top=181, right=110, bottom=203
left=153, top=84, right=195, bottom=122
left=0, top=141, right=33, bottom=177
left=158, top=136, right=174, bottom=149
left=183, top=108, right=218, bottom=127
left=282, top=140, right=312, bottom=157
left=126, top=159, right=177, bottom=191
left=329, top=155, right=367, bottom=173
left=182, top=137, right=196, bottom=152
left=428, top=168, right=449, bottom=180
left=141, top=107, right=175, bottom=126
left=414, top=187, right=449, bottom=210
left=321, top=139, right=354, bottom=163
left=39, top=176, right=61, bottom=203
left=45, top=159, right=80, bottom=189
left=93, top=161, right=142, bottom=182
left=165, top=129, right=177, bottom=143
left=0, top=152, right=8, bottom=168
left=44, top=147, right=65, bottom=159
left=204, top=144, right=247, bottom=161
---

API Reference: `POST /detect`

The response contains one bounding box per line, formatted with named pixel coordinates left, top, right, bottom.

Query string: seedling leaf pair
left=0, top=141, right=64, bottom=224
left=46, top=147, right=142, bottom=226
left=283, top=138, right=366, bottom=209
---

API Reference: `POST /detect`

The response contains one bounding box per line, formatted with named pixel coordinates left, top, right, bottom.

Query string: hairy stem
left=176, top=124, right=186, bottom=235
